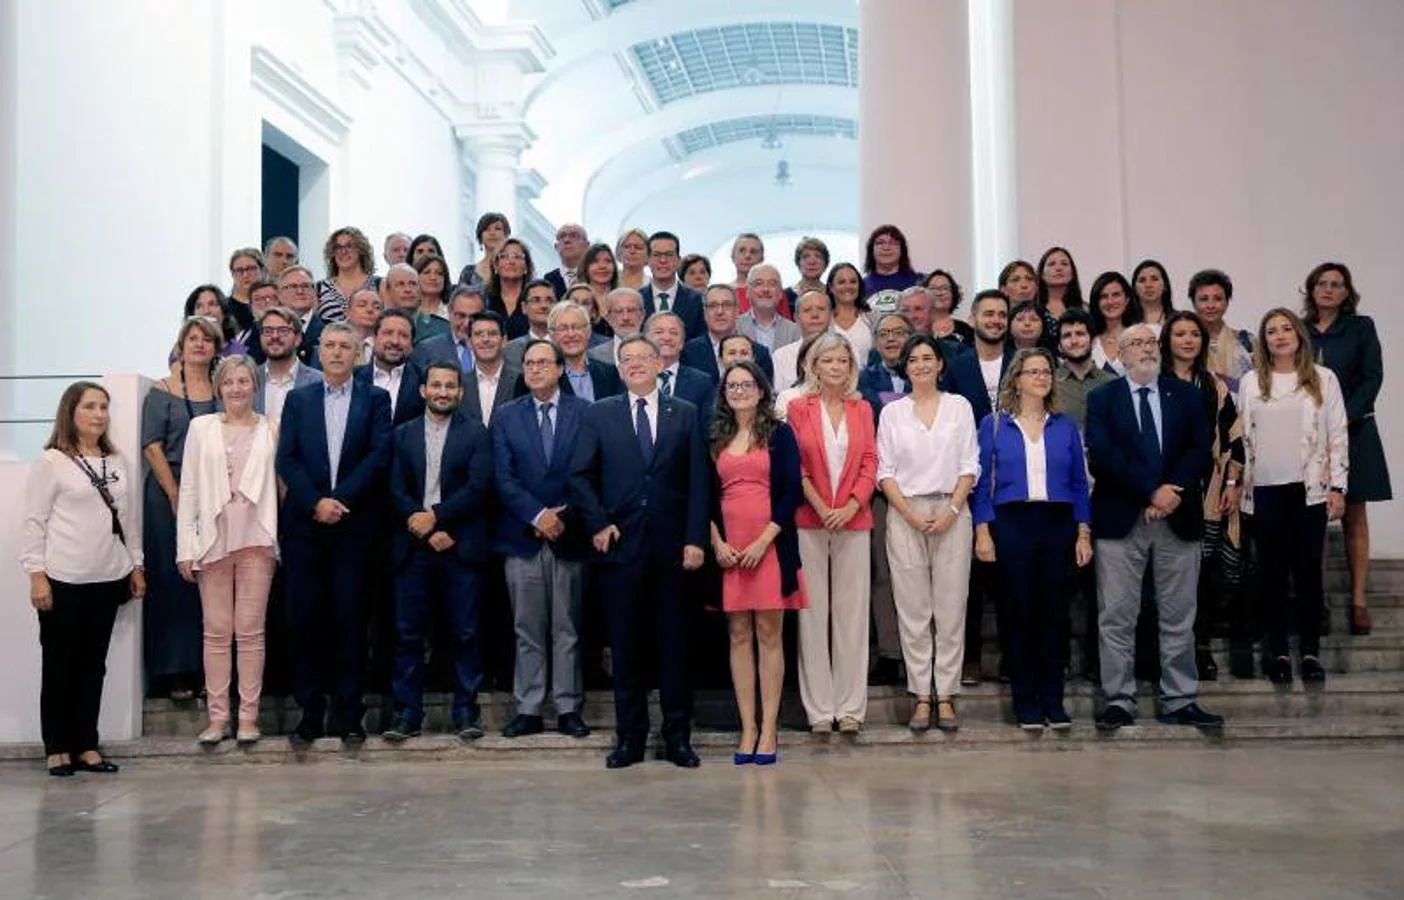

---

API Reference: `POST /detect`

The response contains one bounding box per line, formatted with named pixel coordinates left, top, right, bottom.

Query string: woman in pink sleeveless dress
left=709, top=360, right=805, bottom=766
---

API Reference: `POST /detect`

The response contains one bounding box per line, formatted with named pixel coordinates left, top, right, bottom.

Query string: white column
left=458, top=127, right=532, bottom=227
left=858, top=0, right=973, bottom=282
left=0, top=0, right=17, bottom=458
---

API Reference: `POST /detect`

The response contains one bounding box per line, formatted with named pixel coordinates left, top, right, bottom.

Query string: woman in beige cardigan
left=176, top=355, right=279, bottom=744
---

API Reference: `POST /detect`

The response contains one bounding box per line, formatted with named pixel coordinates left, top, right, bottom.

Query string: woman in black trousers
left=20, top=382, right=145, bottom=776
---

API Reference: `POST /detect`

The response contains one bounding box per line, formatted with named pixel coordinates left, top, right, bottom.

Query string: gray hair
left=264, top=236, right=297, bottom=255
left=547, top=299, right=590, bottom=330
left=383, top=232, right=410, bottom=250
left=746, top=263, right=782, bottom=289
left=874, top=312, right=915, bottom=333
left=320, top=321, right=359, bottom=342
left=898, top=285, right=933, bottom=307
left=385, top=262, right=418, bottom=282
left=1117, top=323, right=1157, bottom=351
left=213, top=354, right=261, bottom=394
left=605, top=286, right=644, bottom=313
left=277, top=265, right=316, bottom=285
left=704, top=283, right=739, bottom=306
left=615, top=332, right=660, bottom=363
left=644, top=311, right=685, bottom=335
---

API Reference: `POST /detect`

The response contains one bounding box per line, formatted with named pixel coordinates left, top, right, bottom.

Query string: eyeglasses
left=333, top=243, right=358, bottom=253
left=551, top=323, right=590, bottom=334
left=1316, top=279, right=1345, bottom=290
left=703, top=301, right=736, bottom=311
left=878, top=328, right=913, bottom=340
left=618, top=353, right=657, bottom=366
left=725, top=381, right=758, bottom=393
left=497, top=253, right=526, bottom=263
left=261, top=326, right=295, bottom=338
left=231, top=265, right=261, bottom=276
left=281, top=283, right=314, bottom=291
left=1123, top=338, right=1158, bottom=350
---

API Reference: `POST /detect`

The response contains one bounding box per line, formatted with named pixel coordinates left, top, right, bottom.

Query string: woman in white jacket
left=1238, top=308, right=1348, bottom=687
left=176, top=355, right=279, bottom=744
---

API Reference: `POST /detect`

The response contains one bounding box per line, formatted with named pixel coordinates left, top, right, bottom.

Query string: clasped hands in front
left=1143, top=484, right=1182, bottom=522
left=405, top=508, right=455, bottom=552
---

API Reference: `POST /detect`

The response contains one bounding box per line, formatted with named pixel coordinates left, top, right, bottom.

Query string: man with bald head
left=1085, top=324, right=1220, bottom=733
left=772, top=290, right=833, bottom=390
left=737, top=264, right=801, bottom=352
left=679, top=283, right=775, bottom=384
left=544, top=223, right=588, bottom=298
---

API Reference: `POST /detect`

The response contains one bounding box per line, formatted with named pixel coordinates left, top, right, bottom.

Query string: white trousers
left=886, top=496, right=972, bottom=698
left=797, top=528, right=871, bottom=726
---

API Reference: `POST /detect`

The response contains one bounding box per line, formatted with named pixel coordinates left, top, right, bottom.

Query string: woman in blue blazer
left=972, top=348, right=1093, bottom=730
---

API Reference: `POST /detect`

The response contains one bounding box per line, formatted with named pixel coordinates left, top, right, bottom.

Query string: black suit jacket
left=354, top=362, right=425, bottom=427
left=569, top=393, right=710, bottom=566
left=1085, top=375, right=1211, bottom=541
left=459, top=362, right=525, bottom=425
left=513, top=357, right=624, bottom=402
left=275, top=379, right=393, bottom=540
left=679, top=334, right=775, bottom=385
left=544, top=268, right=569, bottom=299
left=944, top=345, right=1014, bottom=427
left=641, top=283, right=705, bottom=340
left=389, top=412, right=493, bottom=566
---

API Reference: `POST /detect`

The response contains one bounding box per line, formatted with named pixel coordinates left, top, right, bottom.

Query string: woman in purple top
left=862, top=225, right=924, bottom=295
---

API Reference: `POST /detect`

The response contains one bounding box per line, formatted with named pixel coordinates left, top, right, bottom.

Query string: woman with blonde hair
left=787, top=334, right=877, bottom=733
left=176, top=355, right=279, bottom=744
left=1238, top=308, right=1348, bottom=685
left=143, top=316, right=222, bottom=701
left=616, top=228, right=650, bottom=291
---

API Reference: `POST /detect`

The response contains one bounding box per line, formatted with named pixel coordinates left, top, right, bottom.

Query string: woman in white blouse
left=1238, top=308, right=1348, bottom=686
left=176, top=356, right=279, bottom=744
left=22, top=382, right=145, bottom=777
left=876, top=334, right=980, bottom=732
left=787, top=334, right=879, bottom=733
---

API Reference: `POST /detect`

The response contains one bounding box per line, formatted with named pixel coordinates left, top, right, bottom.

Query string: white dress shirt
left=21, top=450, right=141, bottom=582
left=652, top=277, right=681, bottom=312
left=658, top=362, right=681, bottom=397
left=1014, top=415, right=1050, bottom=501
left=263, top=360, right=300, bottom=426
left=820, top=399, right=850, bottom=495
left=423, top=413, right=450, bottom=508
left=372, top=362, right=404, bottom=417
left=476, top=363, right=504, bottom=423
left=772, top=340, right=806, bottom=390
left=876, top=393, right=981, bottom=495
left=630, top=389, right=660, bottom=443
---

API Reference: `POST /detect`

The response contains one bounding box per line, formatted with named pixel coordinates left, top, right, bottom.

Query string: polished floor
left=0, top=747, right=1400, bottom=898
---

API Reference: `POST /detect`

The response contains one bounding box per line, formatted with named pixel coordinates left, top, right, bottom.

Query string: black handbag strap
left=67, top=453, right=126, bottom=545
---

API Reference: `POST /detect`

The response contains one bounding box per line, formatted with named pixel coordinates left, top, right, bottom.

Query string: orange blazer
left=787, top=394, right=878, bottom=531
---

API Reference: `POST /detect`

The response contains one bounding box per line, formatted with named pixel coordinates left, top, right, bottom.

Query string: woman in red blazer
left=786, top=333, right=878, bottom=733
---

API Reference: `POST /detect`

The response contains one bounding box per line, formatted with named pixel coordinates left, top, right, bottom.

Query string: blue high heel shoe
left=734, top=736, right=758, bottom=766
left=754, top=739, right=778, bottom=766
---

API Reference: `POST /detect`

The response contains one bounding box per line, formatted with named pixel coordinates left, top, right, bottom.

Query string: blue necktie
left=635, top=397, right=653, bottom=464
left=1138, top=386, right=1162, bottom=475
left=539, top=401, right=554, bottom=463
left=457, top=341, right=471, bottom=373
left=658, top=369, right=673, bottom=397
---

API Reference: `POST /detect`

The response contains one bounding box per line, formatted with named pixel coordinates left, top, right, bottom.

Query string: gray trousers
left=504, top=544, right=585, bottom=716
left=1095, top=518, right=1201, bottom=714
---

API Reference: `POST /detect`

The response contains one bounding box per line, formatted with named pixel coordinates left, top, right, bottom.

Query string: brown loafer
left=936, top=699, right=958, bottom=733
left=908, top=697, right=932, bottom=732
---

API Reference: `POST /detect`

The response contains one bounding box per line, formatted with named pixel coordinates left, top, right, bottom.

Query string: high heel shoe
left=754, top=733, right=778, bottom=766
left=734, top=736, right=758, bottom=766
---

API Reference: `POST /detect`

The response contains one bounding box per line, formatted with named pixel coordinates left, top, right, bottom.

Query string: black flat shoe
left=1267, top=656, right=1293, bottom=686
left=73, top=757, right=119, bottom=773
left=1301, top=656, right=1327, bottom=685
left=1095, top=706, right=1135, bottom=732
left=662, top=741, right=701, bottom=768
left=502, top=714, right=544, bottom=738
left=556, top=712, right=590, bottom=738
left=48, top=764, right=74, bottom=778
left=340, top=727, right=367, bottom=747
left=606, top=742, right=645, bottom=769
left=1157, top=703, right=1225, bottom=731
left=380, top=716, right=421, bottom=743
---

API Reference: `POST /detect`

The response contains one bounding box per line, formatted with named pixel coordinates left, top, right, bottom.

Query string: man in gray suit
left=587, top=287, right=647, bottom=366
left=253, top=306, right=323, bottom=426
left=460, top=310, right=522, bottom=425
left=503, top=280, right=557, bottom=369
left=736, top=264, right=801, bottom=352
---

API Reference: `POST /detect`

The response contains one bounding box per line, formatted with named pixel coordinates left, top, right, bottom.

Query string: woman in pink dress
left=709, top=360, right=805, bottom=766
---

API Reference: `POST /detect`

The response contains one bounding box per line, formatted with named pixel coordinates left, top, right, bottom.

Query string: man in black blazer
left=1085, top=324, right=1222, bottom=732
left=569, top=334, right=710, bottom=769
left=542, top=223, right=588, bottom=298
left=275, top=322, right=393, bottom=747
left=646, top=311, right=716, bottom=427
left=639, top=231, right=704, bottom=339
left=354, top=309, right=424, bottom=427
left=380, top=362, right=494, bottom=743
left=553, top=301, right=624, bottom=402
left=679, top=284, right=775, bottom=384
left=411, top=285, right=486, bottom=376
left=456, top=311, right=524, bottom=425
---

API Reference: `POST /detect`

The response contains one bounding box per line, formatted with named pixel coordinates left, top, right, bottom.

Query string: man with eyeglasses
left=491, top=339, right=593, bottom=740
left=503, top=280, right=559, bottom=369
left=1086, top=324, right=1222, bottom=733
left=537, top=302, right=622, bottom=403
left=569, top=334, right=709, bottom=769
left=276, top=265, right=325, bottom=367
left=737, top=264, right=802, bottom=352
left=412, top=286, right=486, bottom=377
left=254, top=307, right=323, bottom=427
left=679, top=283, right=776, bottom=384
left=544, top=224, right=589, bottom=298
left=588, top=288, right=647, bottom=367
left=639, top=231, right=704, bottom=339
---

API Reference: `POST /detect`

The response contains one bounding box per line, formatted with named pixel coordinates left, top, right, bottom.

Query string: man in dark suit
left=253, top=307, right=324, bottom=423
left=456, top=311, right=523, bottom=426
left=380, top=362, right=494, bottom=743
left=679, top=284, right=775, bottom=384
left=646, top=311, right=716, bottom=426
left=940, top=289, right=1014, bottom=685
left=275, top=322, right=393, bottom=747
left=542, top=223, right=588, bottom=298
left=354, top=309, right=424, bottom=427
left=274, top=265, right=326, bottom=368
left=502, top=280, right=556, bottom=368
left=551, top=301, right=623, bottom=402
left=493, top=339, right=593, bottom=739
left=639, top=231, right=704, bottom=339
left=569, top=334, right=709, bottom=769
left=411, top=285, right=486, bottom=376
left=1086, top=324, right=1222, bottom=732
left=858, top=312, right=915, bottom=425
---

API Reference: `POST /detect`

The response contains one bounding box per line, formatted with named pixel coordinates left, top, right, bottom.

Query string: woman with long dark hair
left=578, top=243, right=620, bottom=336
left=460, top=214, right=510, bottom=289
left=1161, top=310, right=1245, bottom=679
left=411, top=254, right=452, bottom=343
left=1088, top=271, right=1143, bottom=375
left=926, top=269, right=974, bottom=347
left=142, top=317, right=222, bottom=700
left=827, top=263, right=872, bottom=363
left=710, top=360, right=805, bottom=765
left=1132, top=259, right=1174, bottom=331
left=183, top=284, right=245, bottom=357
left=1036, top=246, right=1084, bottom=318
left=22, top=381, right=145, bottom=776
left=862, top=225, right=923, bottom=295
left=1303, top=262, right=1391, bottom=635
left=486, top=237, right=535, bottom=339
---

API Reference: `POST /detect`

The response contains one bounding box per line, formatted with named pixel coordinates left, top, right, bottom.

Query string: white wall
left=1013, top=0, right=1404, bottom=553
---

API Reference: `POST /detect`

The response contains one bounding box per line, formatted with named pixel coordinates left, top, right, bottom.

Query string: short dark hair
left=793, top=236, right=831, bottom=268
left=1056, top=307, right=1095, bottom=339
left=422, top=361, right=462, bottom=385
left=249, top=278, right=278, bottom=296
left=717, top=333, right=756, bottom=358
left=523, top=278, right=556, bottom=297
left=648, top=230, right=680, bottom=254
left=374, top=307, right=415, bottom=339
left=896, top=333, right=947, bottom=382
left=863, top=224, right=914, bottom=276
left=475, top=213, right=510, bottom=243
left=450, top=285, right=485, bottom=310
left=468, top=310, right=506, bottom=336
left=971, top=288, right=1010, bottom=312
left=924, top=269, right=964, bottom=312
left=259, top=306, right=302, bottom=335
left=522, top=337, right=565, bottom=366
left=1187, top=268, right=1234, bottom=302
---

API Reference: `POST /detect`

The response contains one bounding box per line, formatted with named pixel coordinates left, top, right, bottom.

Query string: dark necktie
left=539, top=401, right=554, bottom=462
left=635, top=397, right=653, bottom=464
left=1138, top=386, right=1162, bottom=474
left=658, top=292, right=670, bottom=312
left=658, top=369, right=673, bottom=397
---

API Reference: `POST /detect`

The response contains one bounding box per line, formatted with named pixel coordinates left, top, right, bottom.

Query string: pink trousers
left=197, top=547, right=275, bottom=724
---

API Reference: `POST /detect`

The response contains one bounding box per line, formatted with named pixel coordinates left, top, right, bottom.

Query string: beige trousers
left=886, top=495, right=972, bottom=698
left=869, top=495, right=902, bottom=659
left=797, top=528, right=871, bottom=726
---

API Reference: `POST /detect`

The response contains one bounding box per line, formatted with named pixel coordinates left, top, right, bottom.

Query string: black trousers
left=392, top=548, right=482, bottom=725
left=964, top=559, right=1008, bottom=674
left=597, top=547, right=692, bottom=745
left=990, top=503, right=1076, bottom=721
left=284, top=528, right=371, bottom=727
left=1252, top=483, right=1329, bottom=659
left=38, top=578, right=125, bottom=757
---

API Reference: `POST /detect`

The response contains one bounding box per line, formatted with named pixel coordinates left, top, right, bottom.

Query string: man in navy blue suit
left=354, top=309, right=424, bottom=426
left=646, top=311, right=717, bottom=433
left=380, top=361, right=494, bottom=743
left=1086, top=324, right=1223, bottom=732
left=639, top=231, right=704, bottom=339
left=276, top=322, right=393, bottom=747
left=570, top=334, right=710, bottom=769
left=552, top=301, right=623, bottom=402
left=493, top=339, right=593, bottom=739
left=679, top=284, right=775, bottom=385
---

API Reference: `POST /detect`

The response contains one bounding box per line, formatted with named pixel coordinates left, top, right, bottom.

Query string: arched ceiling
left=508, top=0, right=859, bottom=246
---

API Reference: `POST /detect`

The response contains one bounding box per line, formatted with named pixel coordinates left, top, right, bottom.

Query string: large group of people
left=21, top=217, right=1386, bottom=777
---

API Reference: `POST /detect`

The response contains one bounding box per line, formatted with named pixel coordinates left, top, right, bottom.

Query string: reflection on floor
left=1, top=747, right=1400, bottom=899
